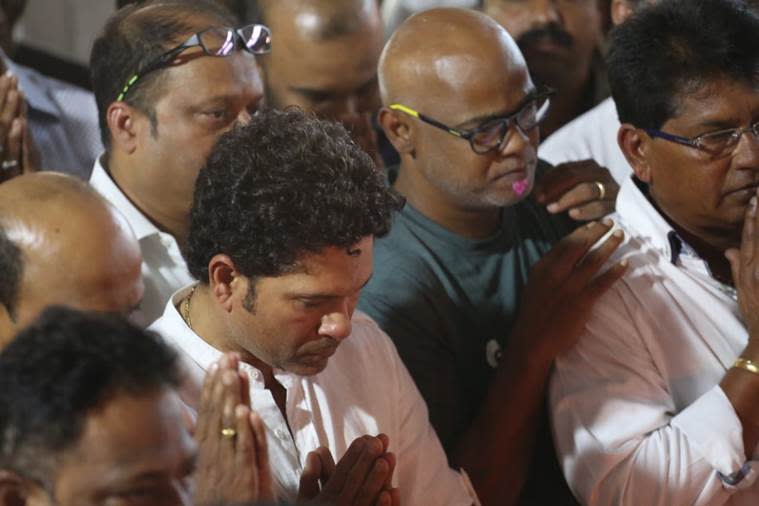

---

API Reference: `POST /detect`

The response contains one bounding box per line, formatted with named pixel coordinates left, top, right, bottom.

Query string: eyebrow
left=289, top=274, right=374, bottom=301
left=456, top=87, right=539, bottom=128
left=289, top=75, right=378, bottom=101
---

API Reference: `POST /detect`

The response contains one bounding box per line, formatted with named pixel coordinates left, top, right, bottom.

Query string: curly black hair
left=90, top=0, right=236, bottom=150
left=186, top=107, right=403, bottom=283
left=0, top=307, right=181, bottom=488
left=608, top=0, right=759, bottom=130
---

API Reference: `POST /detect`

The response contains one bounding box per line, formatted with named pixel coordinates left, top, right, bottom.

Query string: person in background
left=483, top=0, right=607, bottom=138
left=88, top=0, right=266, bottom=326
left=249, top=0, right=393, bottom=166
left=0, top=172, right=143, bottom=346
left=0, top=0, right=98, bottom=179
left=539, top=0, right=649, bottom=184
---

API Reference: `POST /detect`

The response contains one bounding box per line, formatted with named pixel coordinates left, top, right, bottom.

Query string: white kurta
left=150, top=286, right=478, bottom=506
left=550, top=177, right=759, bottom=505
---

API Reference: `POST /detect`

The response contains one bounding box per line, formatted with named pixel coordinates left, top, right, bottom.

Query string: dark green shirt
left=359, top=170, right=577, bottom=503
left=360, top=194, right=572, bottom=444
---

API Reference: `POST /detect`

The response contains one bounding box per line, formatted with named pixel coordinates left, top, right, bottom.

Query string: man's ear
left=106, top=101, right=142, bottom=155
left=378, top=107, right=415, bottom=156
left=0, top=469, right=34, bottom=506
left=208, top=254, right=239, bottom=313
left=618, top=123, right=654, bottom=184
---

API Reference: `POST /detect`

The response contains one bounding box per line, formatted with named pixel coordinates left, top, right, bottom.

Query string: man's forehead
left=666, top=78, right=759, bottom=125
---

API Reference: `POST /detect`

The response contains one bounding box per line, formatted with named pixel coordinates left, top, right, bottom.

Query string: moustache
left=517, top=24, right=574, bottom=50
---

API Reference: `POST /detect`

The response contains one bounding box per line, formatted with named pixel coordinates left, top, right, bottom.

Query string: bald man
left=358, top=9, right=627, bottom=505
left=252, top=0, right=390, bottom=165
left=0, top=173, right=143, bottom=345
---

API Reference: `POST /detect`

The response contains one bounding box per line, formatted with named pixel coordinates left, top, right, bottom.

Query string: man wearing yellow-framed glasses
left=359, top=8, right=627, bottom=505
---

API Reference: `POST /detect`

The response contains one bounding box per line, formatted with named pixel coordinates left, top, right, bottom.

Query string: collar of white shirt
left=89, top=156, right=161, bottom=241
left=616, top=176, right=680, bottom=259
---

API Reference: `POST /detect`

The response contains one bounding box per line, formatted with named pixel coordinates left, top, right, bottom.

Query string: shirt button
left=275, top=428, right=289, bottom=440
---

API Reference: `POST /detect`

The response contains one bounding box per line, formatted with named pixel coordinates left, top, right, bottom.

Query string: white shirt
left=150, top=286, right=478, bottom=506
left=90, top=158, right=193, bottom=326
left=550, top=177, right=759, bottom=505
left=5, top=52, right=102, bottom=180
left=540, top=97, right=632, bottom=185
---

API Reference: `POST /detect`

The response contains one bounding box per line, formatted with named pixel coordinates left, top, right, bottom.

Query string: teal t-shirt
left=359, top=189, right=573, bottom=450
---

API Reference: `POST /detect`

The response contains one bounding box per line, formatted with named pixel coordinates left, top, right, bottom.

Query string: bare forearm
left=452, top=341, right=554, bottom=506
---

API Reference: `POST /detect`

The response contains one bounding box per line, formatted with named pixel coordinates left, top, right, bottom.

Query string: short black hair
left=608, top=0, right=759, bottom=130
left=186, top=108, right=403, bottom=284
left=90, top=0, right=236, bottom=150
left=0, top=307, right=181, bottom=487
left=0, top=222, right=22, bottom=320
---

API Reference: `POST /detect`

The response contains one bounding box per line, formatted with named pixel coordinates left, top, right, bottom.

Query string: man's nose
left=533, top=0, right=564, bottom=27
left=318, top=306, right=352, bottom=341
left=733, top=129, right=759, bottom=172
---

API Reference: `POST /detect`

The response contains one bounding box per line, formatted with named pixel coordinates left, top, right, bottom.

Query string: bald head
left=258, top=0, right=383, bottom=121
left=0, top=173, right=143, bottom=344
left=379, top=8, right=528, bottom=111
left=259, top=0, right=378, bottom=41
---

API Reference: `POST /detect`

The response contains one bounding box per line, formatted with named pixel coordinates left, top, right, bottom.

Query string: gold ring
left=594, top=181, right=606, bottom=201
left=221, top=427, right=237, bottom=439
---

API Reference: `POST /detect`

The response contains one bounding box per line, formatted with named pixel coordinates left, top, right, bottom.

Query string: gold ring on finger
left=594, top=181, right=606, bottom=201
left=221, top=427, right=237, bottom=439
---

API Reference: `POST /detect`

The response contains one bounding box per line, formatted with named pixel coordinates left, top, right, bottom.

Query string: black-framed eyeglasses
left=645, top=121, right=759, bottom=158
left=116, top=24, right=272, bottom=102
left=389, top=87, right=555, bottom=154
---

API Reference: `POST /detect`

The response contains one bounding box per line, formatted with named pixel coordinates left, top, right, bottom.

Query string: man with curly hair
left=149, top=108, right=479, bottom=505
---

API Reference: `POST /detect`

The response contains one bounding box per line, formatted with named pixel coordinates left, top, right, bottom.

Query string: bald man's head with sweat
left=379, top=8, right=541, bottom=239
left=258, top=0, right=383, bottom=118
left=0, top=173, right=143, bottom=345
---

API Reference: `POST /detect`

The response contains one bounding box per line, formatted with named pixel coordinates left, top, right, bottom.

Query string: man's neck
left=394, top=162, right=502, bottom=240
left=185, top=285, right=278, bottom=387
left=107, top=154, right=189, bottom=243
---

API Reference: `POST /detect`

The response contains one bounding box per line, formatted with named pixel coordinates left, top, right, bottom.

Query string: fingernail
left=613, top=230, right=624, bottom=238
left=602, top=218, right=614, bottom=227
left=547, top=203, right=559, bottom=213
left=620, top=259, right=628, bottom=268
left=209, top=362, right=219, bottom=374
left=235, top=404, right=248, bottom=417
left=569, top=208, right=580, bottom=219
left=751, top=196, right=757, bottom=211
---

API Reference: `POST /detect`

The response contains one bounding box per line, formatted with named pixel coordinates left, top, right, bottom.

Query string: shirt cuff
left=671, top=385, right=757, bottom=489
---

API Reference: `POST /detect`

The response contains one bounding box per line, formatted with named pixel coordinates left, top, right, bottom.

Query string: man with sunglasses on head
left=88, top=0, right=268, bottom=326
left=359, top=8, right=627, bottom=505
left=550, top=1, right=759, bottom=504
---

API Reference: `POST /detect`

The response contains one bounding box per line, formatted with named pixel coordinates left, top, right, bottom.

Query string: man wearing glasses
left=88, top=0, right=268, bottom=326
left=359, top=8, right=627, bottom=505
left=550, top=0, right=759, bottom=503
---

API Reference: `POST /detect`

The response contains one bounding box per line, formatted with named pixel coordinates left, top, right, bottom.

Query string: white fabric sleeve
left=550, top=284, right=755, bottom=506
left=376, top=322, right=479, bottom=506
